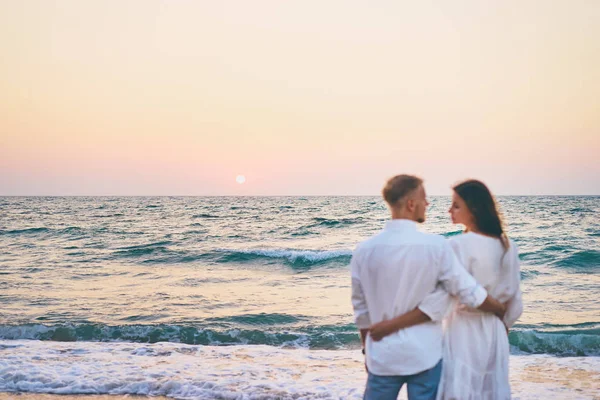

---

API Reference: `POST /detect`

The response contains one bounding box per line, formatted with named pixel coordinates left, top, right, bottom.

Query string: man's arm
left=369, top=308, right=431, bottom=341
left=350, top=251, right=372, bottom=333
left=369, top=294, right=506, bottom=342
left=351, top=250, right=371, bottom=372
left=370, top=285, right=450, bottom=341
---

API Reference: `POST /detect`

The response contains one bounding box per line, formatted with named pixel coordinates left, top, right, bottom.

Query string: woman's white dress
left=437, top=232, right=523, bottom=400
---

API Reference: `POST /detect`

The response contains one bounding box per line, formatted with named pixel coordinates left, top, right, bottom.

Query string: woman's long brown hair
left=453, top=179, right=509, bottom=249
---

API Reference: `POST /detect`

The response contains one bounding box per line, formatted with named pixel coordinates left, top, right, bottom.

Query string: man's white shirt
left=351, top=219, right=487, bottom=376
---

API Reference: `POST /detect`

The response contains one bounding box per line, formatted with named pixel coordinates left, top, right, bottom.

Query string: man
left=351, top=175, right=505, bottom=400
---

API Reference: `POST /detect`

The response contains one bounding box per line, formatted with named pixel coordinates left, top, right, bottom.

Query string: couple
left=351, top=175, right=523, bottom=400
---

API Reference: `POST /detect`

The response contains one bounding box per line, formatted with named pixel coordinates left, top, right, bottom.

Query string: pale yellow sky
left=1, top=0, right=599, bottom=195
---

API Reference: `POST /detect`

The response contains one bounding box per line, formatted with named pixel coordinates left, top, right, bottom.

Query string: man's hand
left=496, top=303, right=506, bottom=320
left=369, top=320, right=396, bottom=341
left=477, top=295, right=506, bottom=320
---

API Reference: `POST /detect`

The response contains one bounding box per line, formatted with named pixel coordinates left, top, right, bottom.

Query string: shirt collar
left=384, top=219, right=418, bottom=231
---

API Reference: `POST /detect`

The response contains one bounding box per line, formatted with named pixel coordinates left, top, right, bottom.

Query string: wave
left=59, top=226, right=85, bottom=234
left=290, top=229, right=317, bottom=237
left=205, top=312, right=306, bottom=326
left=112, top=241, right=173, bottom=258
left=553, top=250, right=600, bottom=271
left=520, top=270, right=541, bottom=280
left=509, top=325, right=600, bottom=356
left=543, top=244, right=569, bottom=252
left=0, top=323, right=358, bottom=350
left=192, top=213, right=220, bottom=219
left=570, top=207, right=593, bottom=213
left=106, top=245, right=352, bottom=268
left=307, top=217, right=364, bottom=228
left=0, top=323, right=597, bottom=356
left=208, top=249, right=352, bottom=268
left=0, top=227, right=50, bottom=235
left=0, top=226, right=87, bottom=237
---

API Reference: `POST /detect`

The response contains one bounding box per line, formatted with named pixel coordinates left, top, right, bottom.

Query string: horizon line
left=1, top=194, right=599, bottom=198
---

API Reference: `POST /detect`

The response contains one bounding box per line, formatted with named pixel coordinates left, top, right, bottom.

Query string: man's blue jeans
left=363, top=359, right=442, bottom=400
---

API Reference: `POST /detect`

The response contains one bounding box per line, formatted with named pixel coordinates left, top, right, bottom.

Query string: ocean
left=0, top=196, right=598, bottom=399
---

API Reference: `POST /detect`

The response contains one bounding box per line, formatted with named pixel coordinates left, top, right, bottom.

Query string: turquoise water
left=0, top=196, right=598, bottom=357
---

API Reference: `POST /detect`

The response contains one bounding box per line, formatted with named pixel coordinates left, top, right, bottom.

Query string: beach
left=0, top=340, right=599, bottom=399
left=0, top=196, right=598, bottom=399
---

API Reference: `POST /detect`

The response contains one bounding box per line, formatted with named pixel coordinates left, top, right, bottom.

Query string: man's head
left=382, top=174, right=428, bottom=223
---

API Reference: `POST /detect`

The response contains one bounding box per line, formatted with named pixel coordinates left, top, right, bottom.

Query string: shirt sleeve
left=418, top=284, right=452, bottom=322
left=502, top=242, right=524, bottom=328
left=350, top=249, right=372, bottom=329
left=438, top=241, right=487, bottom=308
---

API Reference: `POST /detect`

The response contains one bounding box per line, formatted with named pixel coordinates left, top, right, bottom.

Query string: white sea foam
left=0, top=340, right=598, bottom=399
left=226, top=248, right=352, bottom=263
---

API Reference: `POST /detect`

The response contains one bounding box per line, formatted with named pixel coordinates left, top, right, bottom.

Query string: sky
left=1, top=0, right=599, bottom=195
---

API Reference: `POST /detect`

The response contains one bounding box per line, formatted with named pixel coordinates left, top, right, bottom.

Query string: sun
left=236, top=175, right=246, bottom=184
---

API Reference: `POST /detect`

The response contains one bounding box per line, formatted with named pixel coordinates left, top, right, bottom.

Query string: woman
left=369, top=179, right=523, bottom=400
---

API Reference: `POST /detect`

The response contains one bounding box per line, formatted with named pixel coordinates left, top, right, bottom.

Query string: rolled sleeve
left=439, top=241, right=487, bottom=308
left=418, top=285, right=451, bottom=322
left=468, top=285, right=488, bottom=309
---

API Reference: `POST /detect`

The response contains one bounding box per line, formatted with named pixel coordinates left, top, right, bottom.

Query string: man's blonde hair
left=382, top=175, right=423, bottom=207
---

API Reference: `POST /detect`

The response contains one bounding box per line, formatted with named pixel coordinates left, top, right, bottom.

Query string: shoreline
left=0, top=342, right=598, bottom=400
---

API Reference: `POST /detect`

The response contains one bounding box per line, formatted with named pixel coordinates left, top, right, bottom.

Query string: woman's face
left=449, top=191, right=474, bottom=229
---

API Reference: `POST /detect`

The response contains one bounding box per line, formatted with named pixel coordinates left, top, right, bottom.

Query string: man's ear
left=406, top=198, right=415, bottom=212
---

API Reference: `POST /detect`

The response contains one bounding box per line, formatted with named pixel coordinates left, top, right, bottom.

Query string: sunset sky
left=1, top=1, right=598, bottom=195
